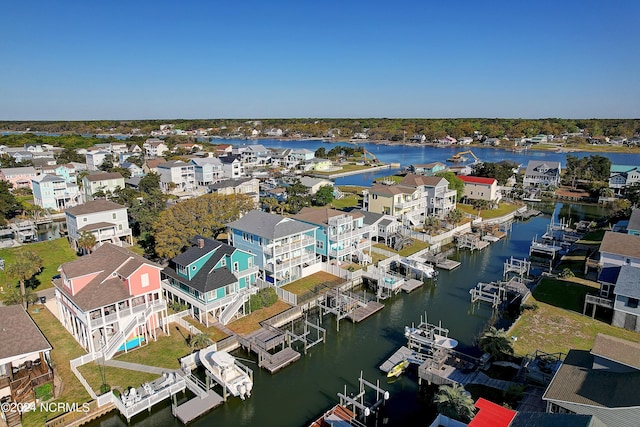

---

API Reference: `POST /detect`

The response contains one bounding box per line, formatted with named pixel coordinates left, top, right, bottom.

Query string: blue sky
left=1, top=0, right=639, bottom=120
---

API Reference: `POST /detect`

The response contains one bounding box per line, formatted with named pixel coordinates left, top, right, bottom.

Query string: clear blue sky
left=1, top=0, right=639, bottom=120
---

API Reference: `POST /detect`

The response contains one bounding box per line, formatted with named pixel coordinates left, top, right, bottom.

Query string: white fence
left=256, top=279, right=297, bottom=305
left=322, top=263, right=363, bottom=283
left=69, top=353, right=98, bottom=400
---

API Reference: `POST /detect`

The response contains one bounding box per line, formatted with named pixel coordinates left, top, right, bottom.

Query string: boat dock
left=173, top=388, right=224, bottom=424
left=240, top=325, right=302, bottom=374
left=470, top=276, right=532, bottom=308
left=456, top=233, right=490, bottom=251
left=348, top=301, right=384, bottom=322
left=422, top=251, right=461, bottom=271
left=400, top=278, right=423, bottom=293
left=379, top=346, right=427, bottom=373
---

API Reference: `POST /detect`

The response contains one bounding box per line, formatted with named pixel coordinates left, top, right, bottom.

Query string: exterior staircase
left=102, top=305, right=154, bottom=360
left=219, top=293, right=247, bottom=325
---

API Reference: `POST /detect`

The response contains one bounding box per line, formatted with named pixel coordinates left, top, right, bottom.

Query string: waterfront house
left=175, top=142, right=204, bottom=153
left=219, top=155, right=244, bottom=179
left=227, top=210, right=320, bottom=287
left=190, top=157, right=223, bottom=186
left=161, top=236, right=259, bottom=325
left=208, top=177, right=260, bottom=207
left=0, top=167, right=38, bottom=190
left=54, top=243, right=167, bottom=358
left=400, top=174, right=457, bottom=218
left=610, top=265, right=640, bottom=331
left=298, top=176, right=334, bottom=195
left=0, top=306, right=53, bottom=404
left=408, top=162, right=446, bottom=176
left=31, top=174, right=81, bottom=210
left=294, top=207, right=372, bottom=265
left=82, top=171, right=125, bottom=201
left=608, top=165, right=640, bottom=194
left=143, top=138, right=169, bottom=158
left=289, top=148, right=315, bottom=164
left=358, top=210, right=400, bottom=246
left=363, top=183, right=426, bottom=227
left=157, top=160, right=196, bottom=194
left=543, top=334, right=640, bottom=427
left=212, top=144, right=233, bottom=156
left=458, top=175, right=500, bottom=204
left=529, top=134, right=549, bottom=144
left=523, top=161, right=561, bottom=187
left=598, top=231, right=640, bottom=268
left=627, top=208, right=640, bottom=236
left=233, top=144, right=271, bottom=166
left=65, top=199, right=133, bottom=252
left=304, top=158, right=332, bottom=172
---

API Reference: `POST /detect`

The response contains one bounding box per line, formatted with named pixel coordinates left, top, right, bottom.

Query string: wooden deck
left=348, top=301, right=384, bottom=323
left=260, top=347, right=301, bottom=373
left=173, top=391, right=224, bottom=424
left=418, top=357, right=514, bottom=391
left=401, top=278, right=423, bottom=293
left=379, top=346, right=426, bottom=373
left=435, top=259, right=461, bottom=270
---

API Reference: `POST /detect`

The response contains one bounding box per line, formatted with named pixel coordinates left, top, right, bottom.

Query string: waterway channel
left=89, top=202, right=608, bottom=427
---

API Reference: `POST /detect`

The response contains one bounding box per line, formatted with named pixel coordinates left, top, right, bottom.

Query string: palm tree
left=433, top=384, right=476, bottom=423
left=5, top=249, right=43, bottom=308
left=478, top=326, right=514, bottom=360
left=262, top=197, right=279, bottom=213
left=447, top=208, right=464, bottom=227
left=1, top=284, right=38, bottom=307
left=190, top=333, right=212, bottom=351
left=77, top=231, right=97, bottom=255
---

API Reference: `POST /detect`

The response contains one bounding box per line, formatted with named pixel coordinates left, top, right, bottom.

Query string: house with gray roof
left=157, top=160, right=196, bottom=194
left=54, top=243, right=167, bottom=358
left=0, top=166, right=38, bottom=190
left=0, top=306, right=53, bottom=404
left=32, top=173, right=81, bottom=210
left=65, top=199, right=133, bottom=252
left=523, top=160, right=561, bottom=187
left=219, top=155, right=244, bottom=179
left=357, top=210, right=399, bottom=246
left=627, top=208, right=640, bottom=236
left=543, top=334, right=640, bottom=427
left=190, top=157, right=223, bottom=186
left=208, top=177, right=259, bottom=207
left=608, top=165, right=640, bottom=194
left=227, top=210, right=320, bottom=287
left=161, top=236, right=259, bottom=325
left=82, top=171, right=125, bottom=201
left=611, top=265, right=640, bottom=331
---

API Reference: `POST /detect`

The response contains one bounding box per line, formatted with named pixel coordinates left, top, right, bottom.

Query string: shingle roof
left=85, top=172, right=124, bottom=182
left=172, top=237, right=227, bottom=266
left=613, top=265, right=640, bottom=299
left=600, top=231, right=640, bottom=259
left=227, top=210, right=316, bottom=239
left=32, top=174, right=64, bottom=183
left=208, top=177, right=255, bottom=190
left=591, top=333, right=640, bottom=370
left=0, top=166, right=37, bottom=175
left=357, top=210, right=384, bottom=226
left=0, top=306, right=52, bottom=360
left=368, top=183, right=417, bottom=196
left=400, top=174, right=447, bottom=187
left=510, top=412, right=605, bottom=427
left=628, top=208, right=640, bottom=232
left=219, top=155, right=240, bottom=164
left=294, top=207, right=362, bottom=226
left=78, top=221, right=116, bottom=232
left=543, top=349, right=640, bottom=407
left=65, top=199, right=126, bottom=216
left=525, top=160, right=561, bottom=177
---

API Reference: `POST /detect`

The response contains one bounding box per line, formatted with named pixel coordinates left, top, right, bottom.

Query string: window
left=626, top=258, right=632, bottom=265
left=221, top=258, right=226, bottom=267
left=177, top=264, right=187, bottom=275
left=233, top=262, right=239, bottom=272
left=83, top=217, right=88, bottom=222
left=248, top=258, right=253, bottom=267
left=242, top=232, right=248, bottom=241
left=112, top=213, right=117, bottom=219
left=141, top=273, right=149, bottom=288
left=627, top=298, right=639, bottom=309
left=118, top=224, right=122, bottom=230
left=316, top=241, right=324, bottom=250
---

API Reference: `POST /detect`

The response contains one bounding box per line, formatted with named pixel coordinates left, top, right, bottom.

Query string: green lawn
left=77, top=363, right=159, bottom=395
left=457, top=202, right=520, bottom=219
left=0, top=238, right=77, bottom=292
left=374, top=175, right=403, bottom=184
left=373, top=239, right=430, bottom=257
left=227, top=300, right=292, bottom=335
left=313, top=163, right=377, bottom=175
left=24, top=307, right=91, bottom=427
left=331, top=194, right=361, bottom=209
left=336, top=186, right=368, bottom=196
left=532, top=277, right=600, bottom=313
left=577, top=229, right=606, bottom=245
left=114, top=324, right=192, bottom=369
left=510, top=297, right=640, bottom=357
left=282, top=271, right=344, bottom=295
left=183, top=316, right=229, bottom=342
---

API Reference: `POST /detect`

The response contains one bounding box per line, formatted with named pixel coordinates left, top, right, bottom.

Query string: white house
left=220, top=155, right=244, bottom=179
left=65, top=199, right=133, bottom=252
left=157, top=160, right=196, bottom=194
left=85, top=150, right=113, bottom=171
left=143, top=138, right=169, bottom=158
left=190, top=157, right=223, bottom=187
left=523, top=161, right=562, bottom=187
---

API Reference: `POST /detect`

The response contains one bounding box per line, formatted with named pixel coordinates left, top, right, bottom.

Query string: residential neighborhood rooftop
left=65, top=199, right=126, bottom=216
left=227, top=210, right=316, bottom=239
left=591, top=333, right=640, bottom=370
left=599, top=231, right=640, bottom=259
left=0, top=306, right=52, bottom=361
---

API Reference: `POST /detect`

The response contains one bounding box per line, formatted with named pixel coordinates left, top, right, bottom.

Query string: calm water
left=90, top=203, right=609, bottom=427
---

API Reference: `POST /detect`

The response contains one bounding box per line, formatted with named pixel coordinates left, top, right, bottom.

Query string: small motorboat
left=387, top=359, right=410, bottom=378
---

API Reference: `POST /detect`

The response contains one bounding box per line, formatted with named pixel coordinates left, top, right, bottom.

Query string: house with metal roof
left=0, top=306, right=53, bottom=405
left=65, top=199, right=133, bottom=252
left=458, top=176, right=500, bottom=203
left=523, top=161, right=562, bottom=187
left=54, top=243, right=167, bottom=358
left=227, top=210, right=320, bottom=287
left=161, top=236, right=259, bottom=325
left=294, top=207, right=372, bottom=265
left=608, top=165, right=640, bottom=194
left=543, top=334, right=640, bottom=427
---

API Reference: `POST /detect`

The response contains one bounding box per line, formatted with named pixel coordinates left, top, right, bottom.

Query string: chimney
left=197, top=238, right=204, bottom=249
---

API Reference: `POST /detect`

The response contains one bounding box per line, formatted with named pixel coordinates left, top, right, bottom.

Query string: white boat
left=199, top=349, right=253, bottom=399
left=400, top=258, right=438, bottom=278
left=404, top=326, right=458, bottom=349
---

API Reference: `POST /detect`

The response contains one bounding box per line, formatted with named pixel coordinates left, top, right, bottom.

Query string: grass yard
left=457, top=202, right=520, bottom=219
left=77, top=363, right=158, bottom=395
left=24, top=307, right=91, bottom=427
left=510, top=297, right=640, bottom=357
left=282, top=271, right=344, bottom=295
left=532, top=277, right=600, bottom=313
left=313, top=164, right=373, bottom=175
left=337, top=186, right=367, bottom=196
left=115, top=324, right=192, bottom=369
left=183, top=316, right=229, bottom=342
left=374, top=175, right=403, bottom=184
left=0, top=238, right=77, bottom=292
left=331, top=194, right=361, bottom=209
left=374, top=239, right=430, bottom=257
left=227, top=300, right=292, bottom=335
left=577, top=229, right=606, bottom=245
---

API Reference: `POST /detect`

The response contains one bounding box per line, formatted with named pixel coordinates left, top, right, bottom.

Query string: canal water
left=89, top=203, right=608, bottom=427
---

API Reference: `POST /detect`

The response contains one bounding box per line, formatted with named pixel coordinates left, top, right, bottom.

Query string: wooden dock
left=418, top=355, right=514, bottom=391
left=173, top=391, right=224, bottom=424
left=348, top=301, right=384, bottom=322
left=435, top=259, right=460, bottom=270
left=401, top=278, right=423, bottom=293
left=260, top=347, right=301, bottom=373
left=379, top=346, right=426, bottom=373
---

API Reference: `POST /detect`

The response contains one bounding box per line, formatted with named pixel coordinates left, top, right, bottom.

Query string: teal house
left=161, top=236, right=259, bottom=326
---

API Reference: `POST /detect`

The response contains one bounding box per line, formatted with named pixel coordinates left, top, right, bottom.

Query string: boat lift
left=337, top=372, right=390, bottom=421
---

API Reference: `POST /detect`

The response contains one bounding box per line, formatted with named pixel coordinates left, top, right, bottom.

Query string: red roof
left=468, top=398, right=516, bottom=427
left=458, top=175, right=497, bottom=185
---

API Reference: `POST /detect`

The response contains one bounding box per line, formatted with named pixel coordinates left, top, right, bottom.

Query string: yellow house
left=363, top=184, right=425, bottom=226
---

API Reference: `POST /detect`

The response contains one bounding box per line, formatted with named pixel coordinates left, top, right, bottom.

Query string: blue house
left=227, top=210, right=321, bottom=287
left=408, top=162, right=447, bottom=176
left=161, top=236, right=259, bottom=325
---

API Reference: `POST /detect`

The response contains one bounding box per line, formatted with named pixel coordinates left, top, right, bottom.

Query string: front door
left=624, top=313, right=637, bottom=331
